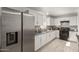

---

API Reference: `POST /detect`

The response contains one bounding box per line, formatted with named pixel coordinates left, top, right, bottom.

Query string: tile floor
left=38, top=39, right=79, bottom=52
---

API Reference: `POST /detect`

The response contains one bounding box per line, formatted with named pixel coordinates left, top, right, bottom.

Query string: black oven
left=59, top=27, right=70, bottom=41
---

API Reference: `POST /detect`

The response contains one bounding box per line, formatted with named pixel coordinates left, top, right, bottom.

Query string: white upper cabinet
left=29, top=9, right=51, bottom=26
left=50, top=17, right=55, bottom=26
left=29, top=10, right=38, bottom=26
left=69, top=16, right=77, bottom=25
left=54, top=18, right=61, bottom=26
left=46, top=17, right=50, bottom=26
left=37, top=14, right=43, bottom=26
left=29, top=10, right=47, bottom=26
left=54, top=16, right=77, bottom=26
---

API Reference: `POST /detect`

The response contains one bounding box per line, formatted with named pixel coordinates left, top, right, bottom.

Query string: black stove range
left=59, top=27, right=70, bottom=41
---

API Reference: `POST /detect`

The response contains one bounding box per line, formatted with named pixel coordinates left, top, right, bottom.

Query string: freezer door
left=23, top=13, right=35, bottom=52
left=1, top=11, right=21, bottom=52
left=0, top=8, right=1, bottom=49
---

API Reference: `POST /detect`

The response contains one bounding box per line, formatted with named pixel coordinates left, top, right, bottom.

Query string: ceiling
left=8, top=7, right=79, bottom=16
left=28, top=7, right=79, bottom=16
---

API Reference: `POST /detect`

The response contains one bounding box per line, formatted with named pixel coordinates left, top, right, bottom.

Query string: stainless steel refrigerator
left=1, top=7, right=35, bottom=52
left=0, top=8, right=2, bottom=50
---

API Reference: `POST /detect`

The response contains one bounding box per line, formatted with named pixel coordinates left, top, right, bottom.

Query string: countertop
left=35, top=30, right=57, bottom=36
left=35, top=29, right=77, bottom=35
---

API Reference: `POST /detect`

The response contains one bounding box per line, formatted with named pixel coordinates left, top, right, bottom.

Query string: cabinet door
left=35, top=36, right=38, bottom=51
left=46, top=33, right=49, bottom=43
left=46, top=17, right=50, bottom=26
left=29, top=11, right=37, bottom=26
left=51, top=32, right=54, bottom=40
left=39, top=36, right=42, bottom=49
left=46, top=32, right=50, bottom=43
left=37, top=14, right=43, bottom=25
left=57, top=31, right=59, bottom=38
left=41, top=34, right=46, bottom=47
left=55, top=30, right=59, bottom=38
left=52, top=31, right=55, bottom=40
left=70, top=16, right=77, bottom=25
left=49, top=32, right=52, bottom=41
left=50, top=17, right=54, bottom=26
left=47, top=32, right=54, bottom=43
left=34, top=15, right=38, bottom=26
left=35, top=36, right=41, bottom=51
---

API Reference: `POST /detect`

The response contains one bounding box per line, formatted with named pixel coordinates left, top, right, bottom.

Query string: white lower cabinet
left=35, top=31, right=56, bottom=51
left=35, top=35, right=41, bottom=51
left=51, top=31, right=55, bottom=40
left=49, top=32, right=52, bottom=41
left=35, top=35, right=39, bottom=51
left=55, top=30, right=59, bottom=38
left=68, top=31, right=78, bottom=42
left=46, top=32, right=50, bottom=43
left=50, top=31, right=54, bottom=41
left=41, top=34, right=46, bottom=47
left=46, top=31, right=55, bottom=44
